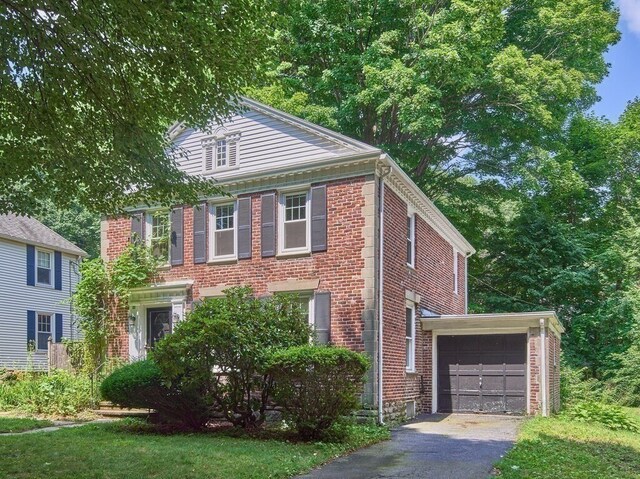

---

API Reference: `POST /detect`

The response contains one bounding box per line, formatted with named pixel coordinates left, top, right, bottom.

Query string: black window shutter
left=170, top=207, right=184, bottom=266
left=193, top=203, right=207, bottom=264
left=237, top=197, right=252, bottom=259
left=130, top=212, right=145, bottom=244
left=314, top=292, right=331, bottom=344
left=261, top=193, right=276, bottom=257
left=27, top=310, right=36, bottom=346
left=26, top=245, right=35, bottom=286
left=54, top=251, right=62, bottom=290
left=55, top=313, right=63, bottom=342
left=311, top=185, right=327, bottom=252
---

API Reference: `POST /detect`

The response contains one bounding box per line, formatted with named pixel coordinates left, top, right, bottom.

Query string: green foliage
left=0, top=371, right=92, bottom=416
left=34, top=200, right=100, bottom=258
left=100, top=360, right=208, bottom=430
left=266, top=345, right=370, bottom=440
left=253, top=0, right=618, bottom=198
left=610, top=342, right=640, bottom=407
left=564, top=402, right=639, bottom=432
left=72, top=243, right=158, bottom=372
left=0, top=1, right=274, bottom=215
left=152, top=287, right=311, bottom=429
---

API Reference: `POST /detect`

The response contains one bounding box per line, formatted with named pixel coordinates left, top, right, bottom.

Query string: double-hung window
left=407, top=213, right=415, bottom=267
left=453, top=247, right=459, bottom=294
left=280, top=191, right=309, bottom=254
left=37, top=313, right=52, bottom=351
left=210, top=202, right=236, bottom=260
left=147, top=211, right=170, bottom=263
left=405, top=303, right=415, bottom=372
left=36, top=249, right=52, bottom=286
left=216, top=139, right=227, bottom=168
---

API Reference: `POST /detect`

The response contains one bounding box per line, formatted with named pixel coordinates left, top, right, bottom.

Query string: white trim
left=278, top=189, right=311, bottom=255
left=35, top=247, right=54, bottom=288
left=453, top=247, right=459, bottom=295
left=405, top=302, right=416, bottom=373
left=145, top=210, right=171, bottom=265
left=36, top=311, right=54, bottom=351
left=208, top=201, right=237, bottom=262
left=431, top=329, right=531, bottom=415
left=422, top=311, right=564, bottom=336
left=407, top=212, right=415, bottom=268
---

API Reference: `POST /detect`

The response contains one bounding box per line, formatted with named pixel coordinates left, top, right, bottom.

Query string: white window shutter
left=228, top=140, right=238, bottom=167
left=203, top=144, right=214, bottom=172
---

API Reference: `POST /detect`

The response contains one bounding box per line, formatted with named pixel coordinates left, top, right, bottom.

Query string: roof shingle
left=0, top=213, right=87, bottom=256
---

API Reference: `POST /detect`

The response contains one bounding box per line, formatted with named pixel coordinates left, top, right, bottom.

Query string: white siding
left=173, top=109, right=357, bottom=180
left=0, top=238, right=81, bottom=370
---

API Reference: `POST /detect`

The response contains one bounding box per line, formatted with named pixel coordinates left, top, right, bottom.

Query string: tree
left=34, top=199, right=100, bottom=258
left=251, top=0, right=619, bottom=198
left=1, top=1, right=271, bottom=215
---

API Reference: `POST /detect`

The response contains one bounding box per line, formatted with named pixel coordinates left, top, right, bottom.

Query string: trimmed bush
left=267, top=345, right=370, bottom=440
left=100, top=360, right=209, bottom=430
left=152, top=287, right=310, bottom=429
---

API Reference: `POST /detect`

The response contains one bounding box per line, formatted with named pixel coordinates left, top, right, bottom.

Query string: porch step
left=93, top=401, right=155, bottom=418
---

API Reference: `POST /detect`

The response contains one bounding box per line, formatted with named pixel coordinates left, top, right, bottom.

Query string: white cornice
left=378, top=155, right=475, bottom=255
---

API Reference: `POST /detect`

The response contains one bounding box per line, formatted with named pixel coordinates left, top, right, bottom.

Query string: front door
left=147, top=307, right=172, bottom=349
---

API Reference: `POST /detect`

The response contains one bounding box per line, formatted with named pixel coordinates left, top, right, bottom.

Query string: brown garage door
left=437, top=334, right=527, bottom=414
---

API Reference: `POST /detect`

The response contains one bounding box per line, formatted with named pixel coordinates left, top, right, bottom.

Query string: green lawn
left=0, top=421, right=389, bottom=479
left=0, top=417, right=53, bottom=433
left=495, top=408, right=640, bottom=479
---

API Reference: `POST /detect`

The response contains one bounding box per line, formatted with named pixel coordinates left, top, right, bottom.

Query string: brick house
left=101, top=98, right=562, bottom=420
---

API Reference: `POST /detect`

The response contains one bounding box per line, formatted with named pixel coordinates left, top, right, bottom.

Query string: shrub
left=267, top=345, right=370, bottom=440
left=100, top=360, right=209, bottom=430
left=0, top=370, right=92, bottom=416
left=610, top=342, right=640, bottom=406
left=152, top=287, right=311, bottom=429
left=564, top=401, right=639, bottom=432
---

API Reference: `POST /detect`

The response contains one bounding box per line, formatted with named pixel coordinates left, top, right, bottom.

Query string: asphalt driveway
left=298, top=414, right=522, bottom=479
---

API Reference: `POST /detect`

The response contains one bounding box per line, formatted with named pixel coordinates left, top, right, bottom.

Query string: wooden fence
left=48, top=339, right=73, bottom=372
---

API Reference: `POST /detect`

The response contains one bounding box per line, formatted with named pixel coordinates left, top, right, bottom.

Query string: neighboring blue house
left=0, top=214, right=87, bottom=370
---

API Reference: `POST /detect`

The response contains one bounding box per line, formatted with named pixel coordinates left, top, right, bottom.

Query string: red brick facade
left=380, top=186, right=466, bottom=418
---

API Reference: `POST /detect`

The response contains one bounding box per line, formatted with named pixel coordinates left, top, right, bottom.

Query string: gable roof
left=0, top=214, right=87, bottom=257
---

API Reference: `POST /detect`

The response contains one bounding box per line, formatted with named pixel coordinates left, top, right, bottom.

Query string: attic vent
left=202, top=132, right=240, bottom=173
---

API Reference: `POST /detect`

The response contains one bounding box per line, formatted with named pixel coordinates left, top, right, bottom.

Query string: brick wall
left=381, top=185, right=465, bottom=417
left=106, top=176, right=375, bottom=360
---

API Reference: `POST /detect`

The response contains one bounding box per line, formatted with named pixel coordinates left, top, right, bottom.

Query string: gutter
left=377, top=163, right=392, bottom=424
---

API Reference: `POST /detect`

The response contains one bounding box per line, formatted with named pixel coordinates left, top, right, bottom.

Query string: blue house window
left=36, top=250, right=52, bottom=286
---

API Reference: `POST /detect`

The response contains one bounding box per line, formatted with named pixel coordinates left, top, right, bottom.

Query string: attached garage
left=437, top=334, right=527, bottom=414
left=422, top=312, right=564, bottom=416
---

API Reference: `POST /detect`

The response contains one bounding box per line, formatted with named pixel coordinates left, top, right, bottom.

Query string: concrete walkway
left=298, top=414, right=522, bottom=479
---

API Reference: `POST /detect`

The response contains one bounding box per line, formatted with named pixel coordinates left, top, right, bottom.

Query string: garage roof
left=420, top=311, right=564, bottom=336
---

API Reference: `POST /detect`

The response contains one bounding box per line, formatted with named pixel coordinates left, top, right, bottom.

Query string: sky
left=592, top=0, right=640, bottom=121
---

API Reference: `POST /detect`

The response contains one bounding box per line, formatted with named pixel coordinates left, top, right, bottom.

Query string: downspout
left=377, top=162, right=392, bottom=425
left=539, top=318, right=548, bottom=417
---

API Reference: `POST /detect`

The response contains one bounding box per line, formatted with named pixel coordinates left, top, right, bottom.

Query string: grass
left=0, top=417, right=54, bottom=433
left=0, top=420, right=389, bottom=479
left=495, top=408, right=640, bottom=479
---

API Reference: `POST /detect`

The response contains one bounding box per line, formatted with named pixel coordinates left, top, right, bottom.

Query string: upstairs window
left=37, top=313, right=52, bottom=351
left=202, top=132, right=240, bottom=173
left=211, top=203, right=236, bottom=259
left=406, top=304, right=415, bottom=371
left=216, top=139, right=227, bottom=168
left=36, top=249, right=52, bottom=286
left=148, top=211, right=170, bottom=263
left=280, top=191, right=309, bottom=253
left=407, top=213, right=415, bottom=267
left=453, top=247, right=459, bottom=294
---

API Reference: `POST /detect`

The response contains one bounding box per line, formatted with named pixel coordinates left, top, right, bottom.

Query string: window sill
left=276, top=250, right=311, bottom=259
left=35, top=283, right=54, bottom=289
left=156, top=264, right=171, bottom=272
left=406, top=368, right=417, bottom=375
left=207, top=258, right=238, bottom=265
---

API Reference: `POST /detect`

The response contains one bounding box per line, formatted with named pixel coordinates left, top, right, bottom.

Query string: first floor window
left=406, top=304, right=415, bottom=371
left=36, top=250, right=52, bottom=285
left=212, top=203, right=235, bottom=258
left=281, top=192, right=309, bottom=252
left=37, top=313, right=52, bottom=350
left=149, top=211, right=170, bottom=262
